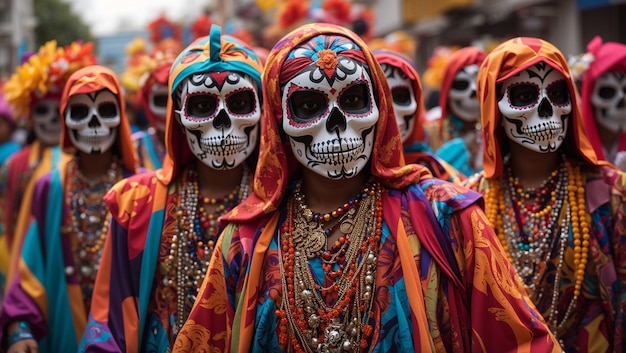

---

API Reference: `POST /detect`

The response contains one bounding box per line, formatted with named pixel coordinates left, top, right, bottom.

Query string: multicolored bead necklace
left=64, top=156, right=122, bottom=313
left=485, top=155, right=590, bottom=335
left=277, top=180, right=382, bottom=352
left=166, top=166, right=250, bottom=333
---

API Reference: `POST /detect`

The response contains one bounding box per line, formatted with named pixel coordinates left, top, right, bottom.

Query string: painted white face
left=65, top=90, right=120, bottom=154
left=176, top=71, right=260, bottom=170
left=32, top=97, right=62, bottom=145
left=498, top=62, right=571, bottom=153
left=591, top=71, right=626, bottom=133
left=449, top=64, right=480, bottom=122
left=148, top=81, right=168, bottom=132
left=380, top=63, right=417, bottom=143
left=281, top=58, right=378, bottom=179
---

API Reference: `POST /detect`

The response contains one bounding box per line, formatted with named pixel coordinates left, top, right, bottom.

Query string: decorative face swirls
left=32, top=96, right=62, bottom=145
left=176, top=71, right=260, bottom=170
left=65, top=90, right=120, bottom=154
left=380, top=63, right=417, bottom=143
left=281, top=56, right=378, bottom=179
left=591, top=70, right=626, bottom=133
left=498, top=62, right=571, bottom=153
left=449, top=64, right=481, bottom=122
left=148, top=81, right=169, bottom=131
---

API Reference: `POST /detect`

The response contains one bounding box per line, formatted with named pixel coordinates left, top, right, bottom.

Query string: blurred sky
left=68, top=0, right=208, bottom=36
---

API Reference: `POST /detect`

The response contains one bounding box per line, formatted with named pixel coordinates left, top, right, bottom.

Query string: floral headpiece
left=2, top=40, right=96, bottom=120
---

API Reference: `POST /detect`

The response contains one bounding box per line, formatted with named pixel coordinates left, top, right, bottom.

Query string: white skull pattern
left=281, top=57, right=378, bottom=179
left=449, top=64, right=481, bottom=122
left=498, top=62, right=571, bottom=153
left=176, top=71, right=260, bottom=170
left=32, top=97, right=62, bottom=146
left=148, top=81, right=169, bottom=132
left=65, top=90, right=120, bottom=154
left=591, top=71, right=626, bottom=133
left=380, top=63, right=417, bottom=143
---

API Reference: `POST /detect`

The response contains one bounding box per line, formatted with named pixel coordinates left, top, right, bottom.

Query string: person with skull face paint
left=464, top=37, right=626, bottom=352
left=579, top=36, right=626, bottom=171
left=0, top=41, right=96, bottom=296
left=132, top=58, right=173, bottom=171
left=78, top=25, right=263, bottom=352
left=0, top=65, right=141, bottom=353
left=172, top=24, right=561, bottom=352
left=374, top=49, right=464, bottom=184
left=425, top=46, right=486, bottom=177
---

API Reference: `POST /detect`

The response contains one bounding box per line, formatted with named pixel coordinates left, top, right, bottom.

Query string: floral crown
left=2, top=40, right=97, bottom=120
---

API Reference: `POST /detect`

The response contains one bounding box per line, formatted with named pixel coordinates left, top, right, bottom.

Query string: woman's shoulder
left=401, top=177, right=484, bottom=214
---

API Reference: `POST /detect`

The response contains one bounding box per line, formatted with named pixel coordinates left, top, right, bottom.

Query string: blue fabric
left=138, top=208, right=166, bottom=349
left=0, top=142, right=20, bottom=165
left=436, top=137, right=472, bottom=176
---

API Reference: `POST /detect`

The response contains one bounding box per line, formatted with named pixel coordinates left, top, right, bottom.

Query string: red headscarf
left=224, top=23, right=430, bottom=223
left=477, top=37, right=600, bottom=179
left=60, top=65, right=139, bottom=173
left=374, top=48, right=426, bottom=146
left=437, top=46, right=486, bottom=139
left=580, top=36, right=626, bottom=161
left=136, top=60, right=173, bottom=128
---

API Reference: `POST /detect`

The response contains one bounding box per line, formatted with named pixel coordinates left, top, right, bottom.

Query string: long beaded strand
left=485, top=157, right=590, bottom=335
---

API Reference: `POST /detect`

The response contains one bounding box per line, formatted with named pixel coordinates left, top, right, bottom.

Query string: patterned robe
left=173, top=178, right=561, bottom=352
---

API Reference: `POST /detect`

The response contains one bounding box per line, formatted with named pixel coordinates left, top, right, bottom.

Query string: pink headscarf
left=580, top=36, right=626, bottom=161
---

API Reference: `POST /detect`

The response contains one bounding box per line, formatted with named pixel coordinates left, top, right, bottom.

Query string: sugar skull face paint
left=591, top=70, right=626, bottom=133
left=499, top=62, right=571, bottom=153
left=176, top=71, right=260, bottom=170
left=380, top=63, right=417, bottom=143
left=32, top=94, right=62, bottom=146
left=449, top=64, right=481, bottom=122
left=281, top=45, right=378, bottom=180
left=65, top=90, right=120, bottom=154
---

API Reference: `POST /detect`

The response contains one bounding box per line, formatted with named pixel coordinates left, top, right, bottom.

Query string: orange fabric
left=59, top=65, right=139, bottom=173
left=477, top=37, right=602, bottom=179
left=224, top=23, right=432, bottom=224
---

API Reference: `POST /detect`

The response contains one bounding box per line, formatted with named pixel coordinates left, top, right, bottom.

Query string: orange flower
left=316, top=50, right=338, bottom=71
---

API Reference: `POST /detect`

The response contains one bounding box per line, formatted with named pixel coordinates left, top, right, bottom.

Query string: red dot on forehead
left=330, top=88, right=337, bottom=95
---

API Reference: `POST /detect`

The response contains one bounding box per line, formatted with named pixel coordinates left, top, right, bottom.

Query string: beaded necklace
left=277, top=180, right=382, bottom=352
left=64, top=156, right=122, bottom=312
left=485, top=156, right=590, bottom=335
left=165, top=166, right=250, bottom=333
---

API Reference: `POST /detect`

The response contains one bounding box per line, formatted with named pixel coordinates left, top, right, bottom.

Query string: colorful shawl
left=173, top=23, right=561, bottom=352
left=0, top=65, right=140, bottom=352
left=374, top=49, right=463, bottom=183
left=79, top=25, right=263, bottom=353
left=580, top=36, right=626, bottom=163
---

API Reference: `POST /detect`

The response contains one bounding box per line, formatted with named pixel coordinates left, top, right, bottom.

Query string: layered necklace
left=165, top=166, right=250, bottom=333
left=277, top=180, right=382, bottom=352
left=64, top=156, right=122, bottom=312
left=485, top=155, right=590, bottom=335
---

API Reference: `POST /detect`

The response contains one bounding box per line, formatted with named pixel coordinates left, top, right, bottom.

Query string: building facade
left=0, top=0, right=36, bottom=79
